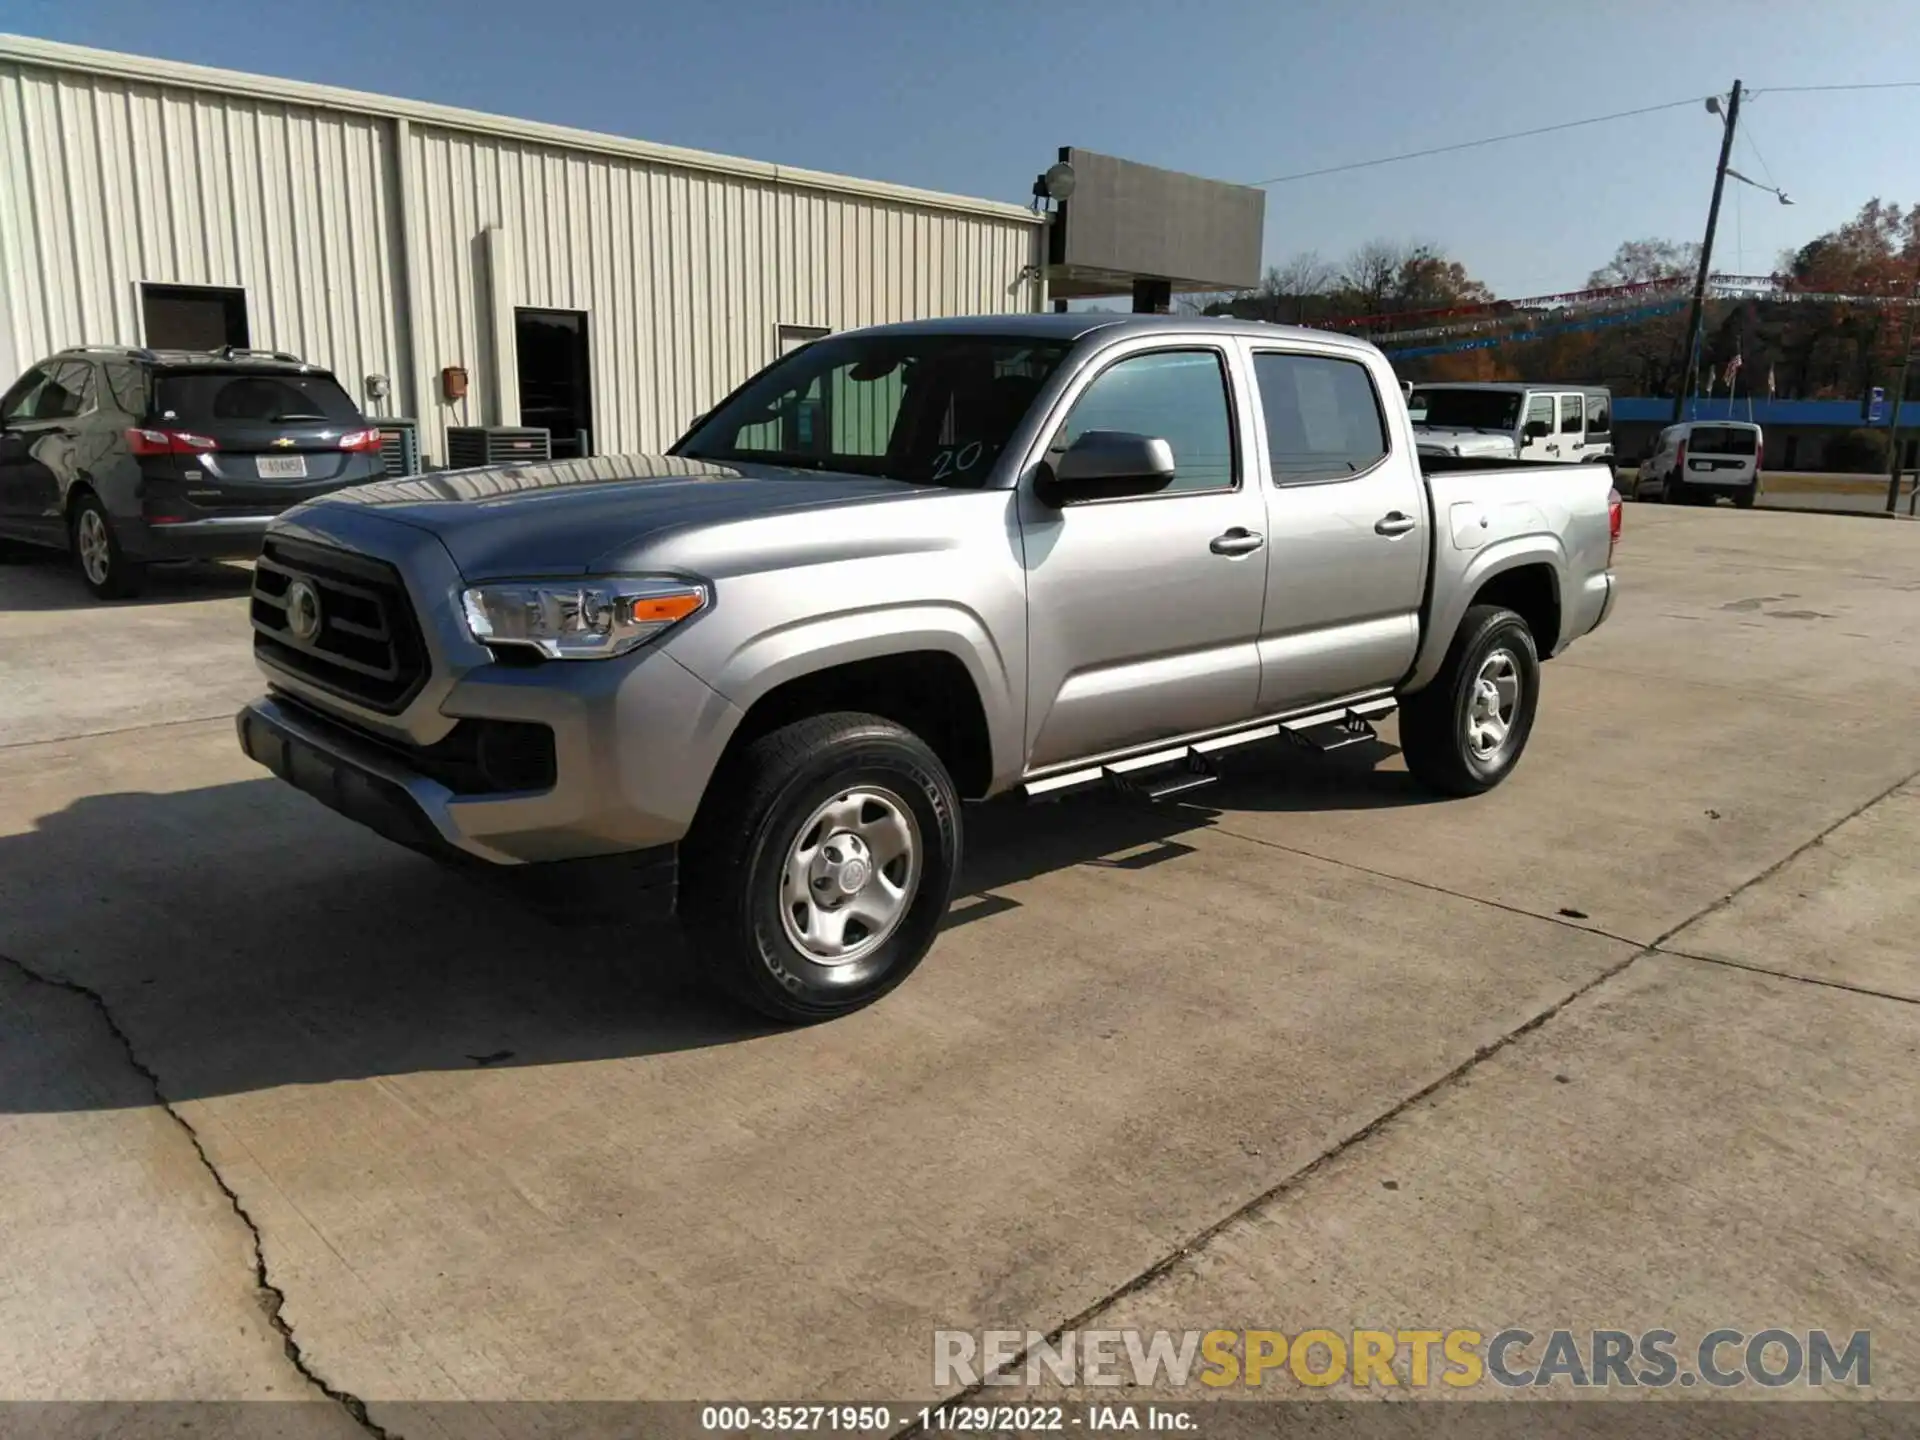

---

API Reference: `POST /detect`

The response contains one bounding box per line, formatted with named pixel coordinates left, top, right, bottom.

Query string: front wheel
left=1399, top=606, right=1541, bottom=797
left=680, top=712, right=961, bottom=1022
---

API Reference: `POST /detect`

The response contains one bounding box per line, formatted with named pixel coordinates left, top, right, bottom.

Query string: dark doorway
left=142, top=284, right=249, bottom=351
left=515, top=309, right=594, bottom=458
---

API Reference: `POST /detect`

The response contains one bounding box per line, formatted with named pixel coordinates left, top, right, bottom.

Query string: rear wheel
left=1734, top=481, right=1758, bottom=509
left=69, top=493, right=145, bottom=600
left=1662, top=472, right=1685, bottom=504
left=1400, top=605, right=1540, bottom=797
left=680, top=712, right=961, bottom=1023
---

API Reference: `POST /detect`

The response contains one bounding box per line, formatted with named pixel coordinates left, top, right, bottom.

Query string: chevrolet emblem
left=271, top=437, right=296, bottom=449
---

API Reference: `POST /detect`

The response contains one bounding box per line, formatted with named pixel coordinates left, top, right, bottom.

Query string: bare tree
left=1338, top=240, right=1409, bottom=315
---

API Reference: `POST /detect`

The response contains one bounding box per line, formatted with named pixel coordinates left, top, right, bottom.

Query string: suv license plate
left=258, top=455, right=308, bottom=479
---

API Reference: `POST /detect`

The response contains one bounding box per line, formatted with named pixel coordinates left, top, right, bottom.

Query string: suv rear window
left=154, top=370, right=363, bottom=427
left=1688, top=426, right=1758, bottom=456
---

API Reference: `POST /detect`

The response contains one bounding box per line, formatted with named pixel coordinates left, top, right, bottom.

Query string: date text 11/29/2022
left=701, top=1405, right=1195, bottom=1432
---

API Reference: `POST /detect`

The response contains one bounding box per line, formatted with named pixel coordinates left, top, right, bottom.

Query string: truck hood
left=1413, top=427, right=1518, bottom=458
left=298, top=453, right=937, bottom=579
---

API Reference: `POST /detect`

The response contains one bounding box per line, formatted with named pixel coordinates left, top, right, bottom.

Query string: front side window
left=679, top=333, right=1071, bottom=487
left=1560, top=394, right=1584, bottom=434
left=1251, top=351, right=1388, bottom=483
left=1053, top=349, right=1235, bottom=494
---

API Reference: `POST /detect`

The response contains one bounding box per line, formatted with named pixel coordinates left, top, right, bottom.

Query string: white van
left=1635, top=421, right=1762, bottom=507
left=1407, top=383, right=1615, bottom=471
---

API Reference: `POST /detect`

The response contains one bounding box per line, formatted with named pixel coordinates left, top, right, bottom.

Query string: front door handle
left=1374, top=512, right=1417, bottom=536
left=1210, top=527, right=1265, bottom=556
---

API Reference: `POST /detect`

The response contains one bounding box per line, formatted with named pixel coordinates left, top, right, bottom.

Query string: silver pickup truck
left=237, top=315, right=1619, bottom=1021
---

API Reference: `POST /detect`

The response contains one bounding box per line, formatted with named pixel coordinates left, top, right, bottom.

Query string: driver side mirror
left=1523, top=419, right=1551, bottom=440
left=1039, top=430, right=1177, bottom=506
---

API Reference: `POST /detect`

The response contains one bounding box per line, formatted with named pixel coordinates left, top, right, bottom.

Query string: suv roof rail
left=62, top=343, right=158, bottom=361
left=214, top=345, right=305, bottom=363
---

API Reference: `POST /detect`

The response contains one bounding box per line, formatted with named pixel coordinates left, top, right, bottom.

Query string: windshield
left=676, top=334, right=1071, bottom=486
left=155, top=370, right=363, bottom=427
left=1408, top=388, right=1522, bottom=432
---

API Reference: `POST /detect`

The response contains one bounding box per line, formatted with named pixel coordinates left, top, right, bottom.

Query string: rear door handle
left=1210, top=527, right=1265, bottom=556
left=1374, top=512, right=1417, bottom=536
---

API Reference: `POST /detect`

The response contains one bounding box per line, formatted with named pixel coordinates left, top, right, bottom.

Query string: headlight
left=460, top=577, right=708, bottom=660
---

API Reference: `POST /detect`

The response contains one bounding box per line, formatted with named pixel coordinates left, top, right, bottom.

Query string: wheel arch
left=1407, top=540, right=1566, bottom=692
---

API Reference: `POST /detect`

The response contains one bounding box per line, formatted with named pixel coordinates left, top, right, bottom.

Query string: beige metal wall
left=0, top=60, right=403, bottom=416
left=0, top=38, right=1043, bottom=463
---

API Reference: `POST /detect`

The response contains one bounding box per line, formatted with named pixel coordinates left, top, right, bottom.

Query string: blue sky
left=7, top=0, right=1918, bottom=297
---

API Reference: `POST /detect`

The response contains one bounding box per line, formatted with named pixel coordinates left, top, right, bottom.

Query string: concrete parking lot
left=1, top=505, right=1917, bottom=1428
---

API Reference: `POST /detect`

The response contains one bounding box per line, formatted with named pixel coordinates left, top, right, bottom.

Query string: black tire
left=680, top=712, right=961, bottom=1023
left=1733, top=482, right=1757, bottom=509
left=1399, top=605, right=1541, bottom=797
left=69, top=492, right=145, bottom=600
left=1662, top=472, right=1684, bottom=504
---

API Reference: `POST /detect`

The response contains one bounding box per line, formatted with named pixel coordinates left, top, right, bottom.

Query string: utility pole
left=1672, top=80, right=1742, bottom=424
left=1883, top=247, right=1920, bottom=512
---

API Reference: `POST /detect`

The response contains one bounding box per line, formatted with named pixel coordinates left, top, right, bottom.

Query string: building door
left=142, top=284, right=248, bottom=350
left=515, top=309, right=594, bottom=458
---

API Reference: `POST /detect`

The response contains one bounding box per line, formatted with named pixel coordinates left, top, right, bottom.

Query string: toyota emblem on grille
left=285, top=578, right=323, bottom=643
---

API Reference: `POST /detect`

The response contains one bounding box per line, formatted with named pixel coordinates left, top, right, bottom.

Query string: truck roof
left=843, top=311, right=1382, bottom=356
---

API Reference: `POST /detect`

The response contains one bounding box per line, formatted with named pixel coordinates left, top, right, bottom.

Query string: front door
left=1519, top=392, right=1559, bottom=462
left=1018, top=343, right=1267, bottom=771
left=1243, top=345, right=1425, bottom=711
left=515, top=309, right=595, bottom=458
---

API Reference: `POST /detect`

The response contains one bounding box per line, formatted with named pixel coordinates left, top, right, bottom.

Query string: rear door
left=1683, top=424, right=1759, bottom=485
left=1018, top=339, right=1268, bottom=770
left=0, top=362, right=87, bottom=542
left=1243, top=342, right=1425, bottom=710
left=1557, top=391, right=1586, bottom=461
left=151, top=368, right=368, bottom=502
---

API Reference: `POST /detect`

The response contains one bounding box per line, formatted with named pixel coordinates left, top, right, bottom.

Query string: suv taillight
left=1674, top=437, right=1687, bottom=474
left=1608, top=488, right=1622, bottom=564
left=126, top=428, right=218, bottom=456
left=339, top=427, right=383, bottom=452
left=1755, top=436, right=1764, bottom=474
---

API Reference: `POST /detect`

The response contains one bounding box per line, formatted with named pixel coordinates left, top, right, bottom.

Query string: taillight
left=1674, top=437, right=1687, bottom=473
left=125, top=428, right=219, bottom=455
left=1755, top=437, right=1764, bottom=474
left=339, top=427, right=383, bottom=452
left=1608, top=488, right=1623, bottom=565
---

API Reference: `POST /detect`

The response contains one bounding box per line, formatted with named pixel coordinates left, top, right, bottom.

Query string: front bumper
left=237, top=694, right=678, bottom=918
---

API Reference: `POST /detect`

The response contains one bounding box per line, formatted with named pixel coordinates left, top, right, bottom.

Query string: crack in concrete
left=903, top=761, right=1920, bottom=1426
left=0, top=950, right=394, bottom=1439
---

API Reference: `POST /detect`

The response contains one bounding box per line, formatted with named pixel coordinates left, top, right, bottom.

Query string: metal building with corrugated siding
left=0, top=34, right=1045, bottom=466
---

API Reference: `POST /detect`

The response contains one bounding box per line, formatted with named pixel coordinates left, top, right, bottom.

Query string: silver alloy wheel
left=1465, top=648, right=1522, bottom=765
left=779, top=787, right=921, bottom=965
left=76, top=508, right=111, bottom=586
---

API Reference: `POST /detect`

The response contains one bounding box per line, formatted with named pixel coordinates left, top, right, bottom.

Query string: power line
left=1748, top=81, right=1920, bottom=95
left=1251, top=95, right=1709, bottom=186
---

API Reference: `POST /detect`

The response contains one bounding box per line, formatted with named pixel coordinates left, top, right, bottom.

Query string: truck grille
left=251, top=536, right=429, bottom=714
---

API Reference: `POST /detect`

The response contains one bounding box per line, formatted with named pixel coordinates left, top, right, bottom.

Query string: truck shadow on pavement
left=0, top=735, right=1440, bottom=1111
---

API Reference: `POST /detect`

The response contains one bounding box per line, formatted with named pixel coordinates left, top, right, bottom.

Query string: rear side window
left=1251, top=352, right=1388, bottom=483
left=1586, top=396, right=1610, bottom=435
left=1559, top=394, right=1584, bottom=434
left=1057, top=349, right=1236, bottom=493
left=1688, top=426, right=1758, bottom=456
left=155, top=370, right=363, bottom=427
left=104, top=363, right=149, bottom=415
